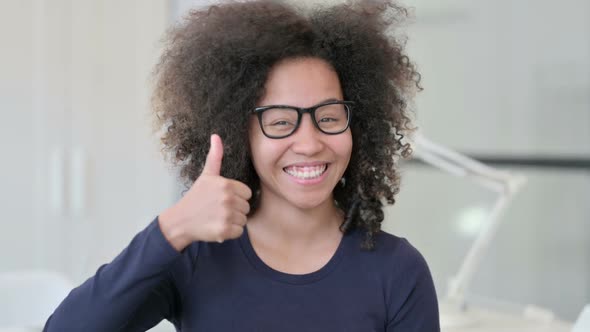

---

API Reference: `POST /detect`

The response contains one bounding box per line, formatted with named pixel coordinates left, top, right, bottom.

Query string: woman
left=45, top=0, right=439, bottom=331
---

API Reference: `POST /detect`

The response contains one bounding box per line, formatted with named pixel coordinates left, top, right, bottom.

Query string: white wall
left=0, top=1, right=37, bottom=271
left=1, top=1, right=178, bottom=330
left=0, top=0, right=176, bottom=285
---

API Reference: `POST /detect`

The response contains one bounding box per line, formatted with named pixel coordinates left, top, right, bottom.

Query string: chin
left=283, top=192, right=333, bottom=211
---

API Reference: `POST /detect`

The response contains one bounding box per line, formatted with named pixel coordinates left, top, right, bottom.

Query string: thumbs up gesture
left=159, top=134, right=253, bottom=251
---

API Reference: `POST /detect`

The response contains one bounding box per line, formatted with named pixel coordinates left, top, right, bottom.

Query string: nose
left=290, top=113, right=324, bottom=155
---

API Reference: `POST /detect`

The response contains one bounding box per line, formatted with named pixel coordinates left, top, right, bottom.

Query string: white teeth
left=284, top=164, right=327, bottom=179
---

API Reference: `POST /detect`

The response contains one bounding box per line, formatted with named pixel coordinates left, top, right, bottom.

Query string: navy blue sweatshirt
left=44, top=217, right=439, bottom=331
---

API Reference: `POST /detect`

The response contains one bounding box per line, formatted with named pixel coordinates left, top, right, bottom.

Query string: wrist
left=158, top=206, right=191, bottom=252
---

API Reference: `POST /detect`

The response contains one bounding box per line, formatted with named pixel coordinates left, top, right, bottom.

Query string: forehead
left=258, top=57, right=344, bottom=107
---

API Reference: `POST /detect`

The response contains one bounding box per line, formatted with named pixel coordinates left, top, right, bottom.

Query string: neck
left=247, top=190, right=344, bottom=246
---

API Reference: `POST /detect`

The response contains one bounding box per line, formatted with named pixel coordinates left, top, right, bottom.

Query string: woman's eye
left=271, top=120, right=293, bottom=126
left=319, top=117, right=337, bottom=123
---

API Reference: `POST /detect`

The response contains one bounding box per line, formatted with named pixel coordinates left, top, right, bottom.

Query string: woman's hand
left=159, top=134, right=252, bottom=251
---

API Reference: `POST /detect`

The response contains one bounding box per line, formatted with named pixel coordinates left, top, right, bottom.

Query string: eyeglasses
left=251, top=100, right=353, bottom=139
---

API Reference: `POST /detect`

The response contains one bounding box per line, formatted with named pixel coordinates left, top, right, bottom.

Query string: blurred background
left=1, top=0, right=588, bottom=331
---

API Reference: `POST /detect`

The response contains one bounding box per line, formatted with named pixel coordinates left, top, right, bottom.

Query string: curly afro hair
left=152, top=0, right=421, bottom=250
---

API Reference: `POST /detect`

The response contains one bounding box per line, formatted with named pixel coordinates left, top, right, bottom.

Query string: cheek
left=248, top=118, right=264, bottom=165
left=338, top=131, right=353, bottom=163
left=248, top=122, right=281, bottom=172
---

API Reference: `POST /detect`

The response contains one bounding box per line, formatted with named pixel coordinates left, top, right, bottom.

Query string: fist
left=159, top=134, right=253, bottom=251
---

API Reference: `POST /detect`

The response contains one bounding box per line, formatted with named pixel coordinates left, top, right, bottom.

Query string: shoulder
left=365, top=230, right=439, bottom=330
left=345, top=228, right=433, bottom=293
left=364, top=230, right=430, bottom=276
left=372, top=230, right=433, bottom=286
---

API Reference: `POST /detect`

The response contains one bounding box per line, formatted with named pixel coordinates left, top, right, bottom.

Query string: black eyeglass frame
left=251, top=100, right=354, bottom=139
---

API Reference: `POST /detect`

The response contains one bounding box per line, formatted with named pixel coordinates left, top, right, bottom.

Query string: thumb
left=202, top=134, right=223, bottom=176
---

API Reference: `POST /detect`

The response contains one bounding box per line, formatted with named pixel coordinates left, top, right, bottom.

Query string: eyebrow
left=259, top=98, right=344, bottom=108
left=317, top=98, right=342, bottom=104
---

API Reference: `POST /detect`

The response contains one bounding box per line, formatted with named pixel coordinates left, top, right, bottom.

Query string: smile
left=283, top=164, right=328, bottom=180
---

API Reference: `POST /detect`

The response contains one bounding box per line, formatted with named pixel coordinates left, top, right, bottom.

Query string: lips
left=283, top=164, right=328, bottom=179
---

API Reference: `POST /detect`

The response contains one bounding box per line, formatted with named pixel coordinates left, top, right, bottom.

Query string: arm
left=43, top=217, right=196, bottom=332
left=44, top=135, right=250, bottom=331
left=386, top=239, right=440, bottom=332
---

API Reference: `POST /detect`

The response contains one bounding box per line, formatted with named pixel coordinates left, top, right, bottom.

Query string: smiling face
left=248, top=57, right=353, bottom=211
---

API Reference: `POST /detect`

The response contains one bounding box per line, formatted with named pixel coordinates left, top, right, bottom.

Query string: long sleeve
left=385, top=239, right=440, bottom=332
left=43, top=217, right=195, bottom=332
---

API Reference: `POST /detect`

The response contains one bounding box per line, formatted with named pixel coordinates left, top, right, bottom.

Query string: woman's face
left=248, top=57, right=353, bottom=211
